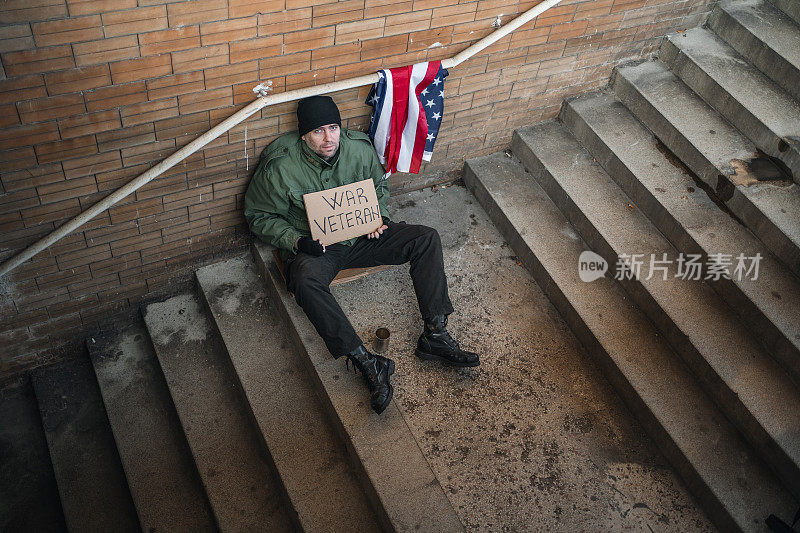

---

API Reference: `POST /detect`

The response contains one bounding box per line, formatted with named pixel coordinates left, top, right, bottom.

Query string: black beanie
left=297, top=95, right=341, bottom=137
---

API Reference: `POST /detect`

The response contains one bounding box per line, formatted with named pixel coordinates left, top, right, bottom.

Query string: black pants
left=286, top=222, right=454, bottom=358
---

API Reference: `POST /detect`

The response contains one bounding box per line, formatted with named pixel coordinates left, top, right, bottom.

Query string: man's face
left=302, top=124, right=340, bottom=159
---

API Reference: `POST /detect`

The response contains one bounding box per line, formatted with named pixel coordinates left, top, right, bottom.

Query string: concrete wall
left=0, top=0, right=714, bottom=371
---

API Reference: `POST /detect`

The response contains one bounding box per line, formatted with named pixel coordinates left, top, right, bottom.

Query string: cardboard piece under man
left=244, top=95, right=479, bottom=415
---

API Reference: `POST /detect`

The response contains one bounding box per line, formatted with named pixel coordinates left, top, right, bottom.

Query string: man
left=244, top=95, right=479, bottom=415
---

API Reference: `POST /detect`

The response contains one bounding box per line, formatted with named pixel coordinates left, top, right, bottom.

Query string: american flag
left=366, top=60, right=448, bottom=175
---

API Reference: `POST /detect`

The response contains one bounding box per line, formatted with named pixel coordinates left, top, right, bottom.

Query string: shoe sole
left=414, top=349, right=480, bottom=367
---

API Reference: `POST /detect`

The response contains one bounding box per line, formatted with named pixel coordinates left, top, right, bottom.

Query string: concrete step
left=86, top=323, right=216, bottom=532
left=768, top=0, right=800, bottom=25
left=512, top=120, right=800, bottom=499
left=709, top=0, right=800, bottom=101
left=562, top=89, right=800, bottom=388
left=252, top=241, right=464, bottom=533
left=612, top=59, right=800, bottom=278
left=462, top=150, right=797, bottom=532
left=660, top=27, right=800, bottom=183
left=29, top=357, right=140, bottom=532
left=143, top=293, right=293, bottom=532
left=195, top=254, right=382, bottom=532
left=0, top=380, right=66, bottom=532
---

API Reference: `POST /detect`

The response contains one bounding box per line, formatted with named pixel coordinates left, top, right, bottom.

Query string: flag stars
left=432, top=111, right=441, bottom=120
left=432, top=77, right=442, bottom=86
left=426, top=99, right=435, bottom=108
left=426, top=133, right=435, bottom=141
left=421, top=87, right=429, bottom=96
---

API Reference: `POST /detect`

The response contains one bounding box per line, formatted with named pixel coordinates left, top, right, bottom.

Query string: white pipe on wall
left=0, top=0, right=562, bottom=277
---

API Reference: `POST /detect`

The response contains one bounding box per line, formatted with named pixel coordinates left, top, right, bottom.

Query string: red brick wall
left=0, top=0, right=714, bottom=370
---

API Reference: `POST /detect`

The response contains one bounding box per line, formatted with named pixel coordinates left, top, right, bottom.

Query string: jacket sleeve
left=244, top=164, right=303, bottom=253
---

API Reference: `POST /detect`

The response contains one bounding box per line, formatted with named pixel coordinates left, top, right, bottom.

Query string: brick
left=45, top=65, right=111, bottom=95
left=37, top=174, right=98, bottom=204
left=549, top=19, right=589, bottom=41
left=0, top=0, right=67, bottom=24
left=186, top=160, right=235, bottom=188
left=54, top=242, right=110, bottom=270
left=139, top=26, right=199, bottom=56
left=119, top=97, right=178, bottom=127
left=162, top=184, right=212, bottom=211
left=35, top=134, right=98, bottom=164
left=0, top=147, right=38, bottom=172
left=335, top=17, right=384, bottom=45
left=1, top=162, right=63, bottom=192
left=0, top=75, right=47, bottom=105
left=359, top=34, right=405, bottom=61
left=283, top=67, right=335, bottom=91
left=172, top=43, right=229, bottom=74
left=102, top=6, right=168, bottom=37
left=66, top=0, right=135, bottom=16
left=85, top=80, right=147, bottom=112
left=385, top=9, right=431, bottom=37
left=90, top=251, right=141, bottom=278
left=109, top=54, right=172, bottom=85
left=69, top=272, right=121, bottom=296
left=21, top=198, right=81, bottom=225
left=334, top=58, right=381, bottom=79
left=162, top=217, right=210, bottom=243
left=574, top=0, right=614, bottom=20
left=121, top=138, right=176, bottom=167
left=147, top=71, right=204, bottom=101
left=201, top=16, right=257, bottom=46
left=154, top=111, right=210, bottom=141
left=413, top=0, right=457, bottom=10
left=257, top=51, right=310, bottom=78
left=107, top=196, right=162, bottom=224
left=432, top=4, right=475, bottom=28
left=0, top=24, right=35, bottom=54
left=365, top=0, right=412, bottom=17
left=48, top=294, right=99, bottom=318
left=204, top=60, right=258, bottom=90
left=137, top=205, right=187, bottom=236
left=188, top=195, right=233, bottom=221
left=528, top=40, right=566, bottom=62
left=508, top=25, right=550, bottom=48
left=0, top=103, right=19, bottom=128
left=611, top=0, right=646, bottom=13
left=84, top=219, right=138, bottom=245
left=32, top=15, right=103, bottom=47
left=0, top=308, right=51, bottom=331
left=283, top=28, right=333, bottom=55
left=94, top=162, right=147, bottom=192
left=285, top=0, right=336, bottom=8
left=110, top=230, right=162, bottom=257
left=475, top=0, right=520, bottom=21
left=2, top=45, right=75, bottom=77
left=62, top=150, right=122, bottom=179
left=58, top=109, right=120, bottom=139
left=168, top=0, right=227, bottom=27
left=312, top=0, right=364, bottom=28
left=74, top=35, right=140, bottom=67
left=258, top=8, right=311, bottom=36
left=0, top=122, right=59, bottom=150
left=229, top=0, right=282, bottom=18
left=17, top=93, right=85, bottom=124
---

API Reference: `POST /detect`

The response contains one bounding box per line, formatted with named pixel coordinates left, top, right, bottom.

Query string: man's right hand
left=295, top=236, right=326, bottom=256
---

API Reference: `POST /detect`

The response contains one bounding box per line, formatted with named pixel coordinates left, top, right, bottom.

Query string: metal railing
left=0, top=0, right=562, bottom=277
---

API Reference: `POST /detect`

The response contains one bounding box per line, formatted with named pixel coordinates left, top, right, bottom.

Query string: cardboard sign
left=303, top=178, right=383, bottom=245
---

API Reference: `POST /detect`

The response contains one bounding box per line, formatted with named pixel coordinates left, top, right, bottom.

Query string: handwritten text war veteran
left=244, top=95, right=479, bottom=415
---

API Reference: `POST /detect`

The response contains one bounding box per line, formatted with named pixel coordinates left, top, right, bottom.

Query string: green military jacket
left=244, top=128, right=390, bottom=254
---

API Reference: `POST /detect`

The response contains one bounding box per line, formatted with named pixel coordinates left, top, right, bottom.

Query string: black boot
left=345, top=345, right=395, bottom=414
left=416, top=315, right=480, bottom=367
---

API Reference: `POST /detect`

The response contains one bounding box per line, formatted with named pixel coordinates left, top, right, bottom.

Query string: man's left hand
left=367, top=224, right=389, bottom=239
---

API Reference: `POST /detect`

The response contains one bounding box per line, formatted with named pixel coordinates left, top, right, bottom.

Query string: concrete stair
left=4, top=246, right=462, bottom=531
left=464, top=0, right=800, bottom=529
left=87, top=323, right=216, bottom=532
left=661, top=26, right=800, bottom=182
left=29, top=357, right=140, bottom=532
left=463, top=150, right=796, bottom=532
